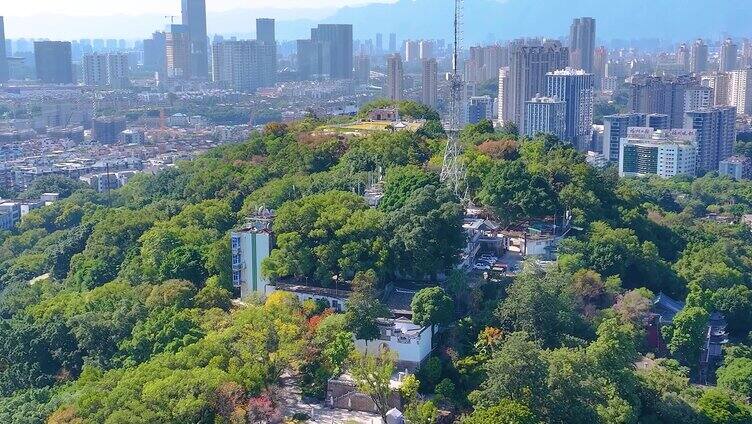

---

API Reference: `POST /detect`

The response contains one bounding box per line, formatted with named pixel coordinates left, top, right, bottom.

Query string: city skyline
left=3, top=0, right=752, bottom=42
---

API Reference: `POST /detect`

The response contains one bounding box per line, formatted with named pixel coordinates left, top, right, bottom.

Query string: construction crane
left=440, top=0, right=466, bottom=199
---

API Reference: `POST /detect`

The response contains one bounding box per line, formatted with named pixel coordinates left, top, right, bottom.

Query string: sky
left=3, top=0, right=391, bottom=17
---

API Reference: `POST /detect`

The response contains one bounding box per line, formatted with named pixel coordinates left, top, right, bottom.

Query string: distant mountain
left=319, top=0, right=752, bottom=43
left=7, top=0, right=752, bottom=43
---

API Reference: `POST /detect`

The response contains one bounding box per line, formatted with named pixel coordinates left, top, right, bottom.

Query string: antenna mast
left=441, top=0, right=466, bottom=199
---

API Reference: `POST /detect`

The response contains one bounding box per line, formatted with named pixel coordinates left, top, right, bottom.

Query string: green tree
left=345, top=270, right=389, bottom=343
left=697, top=388, right=752, bottom=424
left=411, top=286, right=454, bottom=340
left=349, top=348, right=397, bottom=423
left=663, top=307, right=709, bottom=370
left=717, top=357, right=752, bottom=398
left=461, top=399, right=537, bottom=424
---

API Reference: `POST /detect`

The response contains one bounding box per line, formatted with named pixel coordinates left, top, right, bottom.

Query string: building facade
left=421, top=58, right=438, bottom=108
left=720, top=38, right=738, bottom=72
left=684, top=106, right=737, bottom=174
left=619, top=127, right=698, bottom=178
left=34, top=41, right=73, bottom=84
left=603, top=113, right=647, bottom=162
left=524, top=95, right=566, bottom=140
left=181, top=0, right=209, bottom=78
left=0, top=17, right=8, bottom=82
left=508, top=41, right=569, bottom=131
left=569, top=17, right=596, bottom=73
left=719, top=156, right=752, bottom=180
left=385, top=54, right=404, bottom=101
left=546, top=68, right=595, bottom=150
left=468, top=96, right=494, bottom=124
left=231, top=211, right=275, bottom=299
left=729, top=69, right=752, bottom=115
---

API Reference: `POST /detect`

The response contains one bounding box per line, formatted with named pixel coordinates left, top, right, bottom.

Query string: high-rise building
left=419, top=40, right=433, bottom=60
left=254, top=20, right=278, bottom=87
left=389, top=33, right=397, bottom=53
left=701, top=72, right=731, bottom=106
left=310, top=24, right=353, bottom=79
left=83, top=53, right=129, bottom=88
left=603, top=113, right=647, bottom=162
left=593, top=46, right=608, bottom=89
left=469, top=96, right=494, bottom=124
left=497, top=68, right=511, bottom=125
left=385, top=54, right=404, bottom=101
left=720, top=38, right=738, bottom=72
left=404, top=40, right=420, bottom=63
left=181, top=0, right=209, bottom=78
left=34, top=41, right=73, bottom=84
left=524, top=95, right=566, bottom=140
left=684, top=106, right=736, bottom=174
left=619, top=127, right=698, bottom=178
left=166, top=25, right=191, bottom=79
left=376, top=33, right=383, bottom=54
left=628, top=75, right=700, bottom=128
left=677, top=43, right=691, bottom=73
left=684, top=86, right=714, bottom=111
left=212, top=40, right=274, bottom=92
left=421, top=58, right=438, bottom=108
left=546, top=68, right=595, bottom=150
left=355, top=55, right=370, bottom=83
left=256, top=18, right=275, bottom=45
left=296, top=39, right=320, bottom=80
left=690, top=39, right=709, bottom=74
left=0, top=17, right=8, bottom=83
left=143, top=31, right=167, bottom=74
left=729, top=69, right=752, bottom=115
left=569, top=17, right=596, bottom=73
left=509, top=40, right=569, bottom=132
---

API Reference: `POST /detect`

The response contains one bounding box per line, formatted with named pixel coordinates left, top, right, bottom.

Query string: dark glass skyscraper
left=310, top=24, right=353, bottom=80
left=34, top=41, right=73, bottom=84
left=143, top=31, right=167, bottom=74
left=0, top=17, right=8, bottom=82
left=569, top=17, right=596, bottom=73
left=181, top=0, right=208, bottom=78
left=256, top=19, right=277, bottom=86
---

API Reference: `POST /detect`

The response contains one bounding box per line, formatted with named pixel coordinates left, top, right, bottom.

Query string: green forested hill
left=1, top=108, right=752, bottom=423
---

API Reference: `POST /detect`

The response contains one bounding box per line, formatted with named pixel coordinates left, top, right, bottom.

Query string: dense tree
left=479, top=160, right=557, bottom=225
left=662, top=307, right=709, bottom=370
left=386, top=184, right=464, bottom=278
left=461, top=399, right=537, bottom=424
left=349, top=348, right=397, bottom=422
left=344, top=270, right=389, bottom=343
left=411, top=286, right=454, bottom=339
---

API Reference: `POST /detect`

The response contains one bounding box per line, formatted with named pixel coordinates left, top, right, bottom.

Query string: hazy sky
left=4, top=0, right=391, bottom=17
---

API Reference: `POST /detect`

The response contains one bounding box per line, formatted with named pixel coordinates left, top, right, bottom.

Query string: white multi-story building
left=497, top=67, right=511, bottom=125
left=729, top=69, right=752, bottom=115
left=82, top=53, right=129, bottom=88
left=524, top=95, right=566, bottom=140
left=619, top=127, right=698, bottom=178
left=231, top=210, right=275, bottom=299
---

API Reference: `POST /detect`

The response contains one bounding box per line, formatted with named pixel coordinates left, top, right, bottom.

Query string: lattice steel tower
left=440, top=0, right=466, bottom=198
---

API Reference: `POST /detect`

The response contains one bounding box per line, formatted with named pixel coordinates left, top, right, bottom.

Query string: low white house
left=354, top=318, right=433, bottom=370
